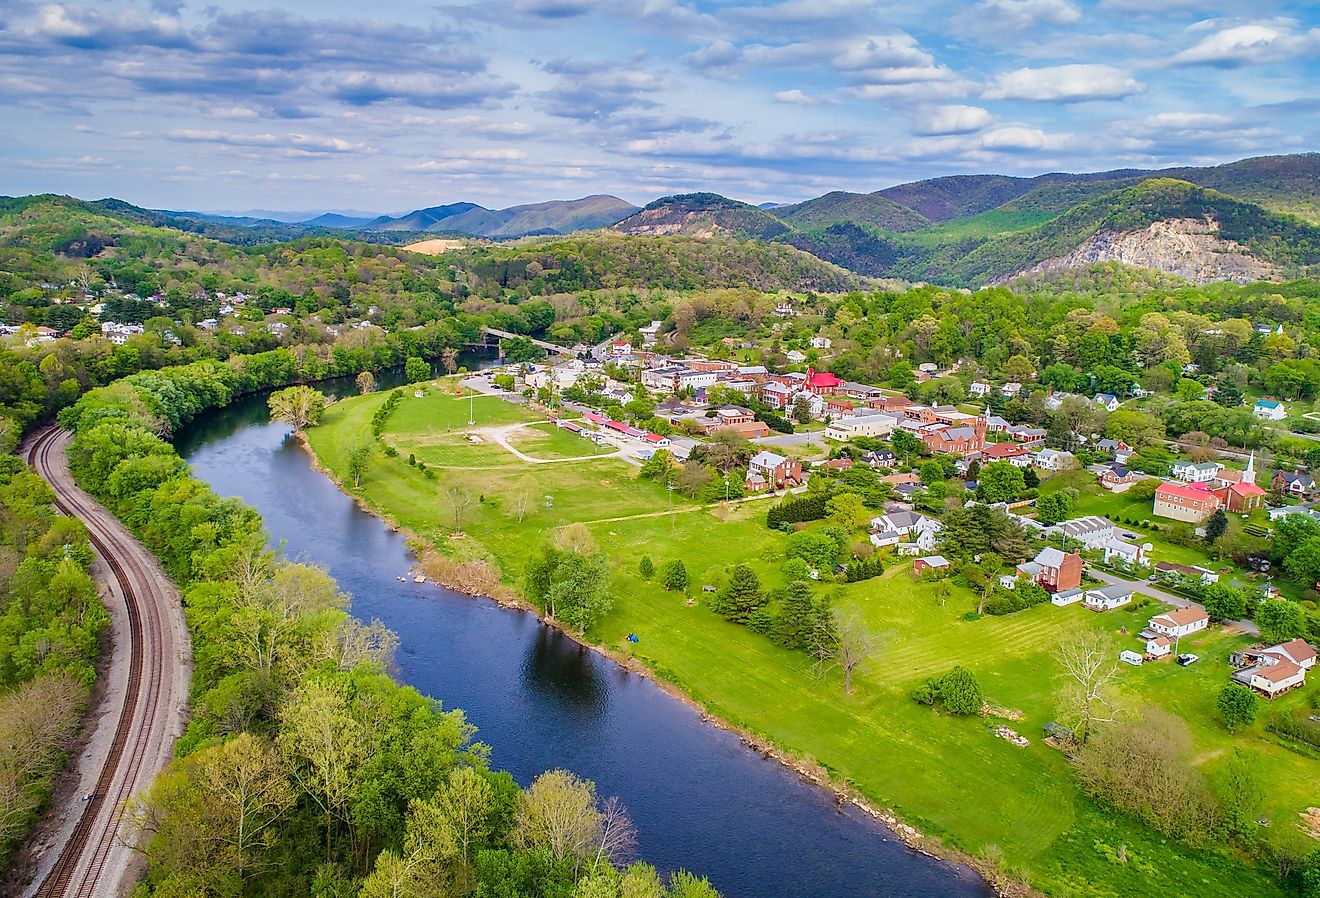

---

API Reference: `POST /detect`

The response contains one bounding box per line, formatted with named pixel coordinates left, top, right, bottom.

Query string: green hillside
left=774, top=191, right=930, bottom=232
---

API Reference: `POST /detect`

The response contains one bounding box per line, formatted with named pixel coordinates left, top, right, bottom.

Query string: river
left=174, top=376, right=992, bottom=898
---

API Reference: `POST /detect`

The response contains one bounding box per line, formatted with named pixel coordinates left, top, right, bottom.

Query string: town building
left=1172, top=460, right=1223, bottom=483
left=1099, top=464, right=1136, bottom=492
left=746, top=451, right=803, bottom=492
left=979, top=442, right=1031, bottom=467
left=825, top=412, right=899, bottom=441
left=1032, top=448, right=1075, bottom=471
left=1272, top=470, right=1315, bottom=498
left=1147, top=606, right=1210, bottom=639
left=1014, top=547, right=1083, bottom=592
left=1153, top=481, right=1222, bottom=523
left=1253, top=399, right=1287, bottom=420
left=1083, top=584, right=1134, bottom=611
left=1047, top=515, right=1115, bottom=550
left=1231, top=637, right=1316, bottom=697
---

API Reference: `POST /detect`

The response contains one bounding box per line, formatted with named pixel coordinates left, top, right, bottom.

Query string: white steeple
left=1244, top=450, right=1256, bottom=484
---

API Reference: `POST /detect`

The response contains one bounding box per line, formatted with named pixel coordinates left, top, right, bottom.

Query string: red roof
left=1156, top=481, right=1219, bottom=502
left=982, top=442, right=1027, bottom=458
left=806, top=367, right=841, bottom=389
left=644, top=433, right=667, bottom=444
left=1229, top=481, right=1266, bottom=497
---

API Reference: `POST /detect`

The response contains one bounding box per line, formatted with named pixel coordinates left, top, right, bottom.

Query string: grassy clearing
left=507, top=422, right=611, bottom=460
left=308, top=387, right=1315, bottom=898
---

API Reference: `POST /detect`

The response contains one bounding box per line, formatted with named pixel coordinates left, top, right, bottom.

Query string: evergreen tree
left=938, top=666, right=982, bottom=715
left=714, top=564, right=765, bottom=622
left=638, top=556, right=654, bottom=580
left=660, top=560, right=688, bottom=593
left=1205, top=508, right=1228, bottom=544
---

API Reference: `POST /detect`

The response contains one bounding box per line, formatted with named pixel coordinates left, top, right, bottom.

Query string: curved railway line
left=22, top=427, right=189, bottom=898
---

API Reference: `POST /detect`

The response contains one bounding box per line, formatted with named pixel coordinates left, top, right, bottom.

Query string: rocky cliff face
left=1005, top=217, right=1276, bottom=284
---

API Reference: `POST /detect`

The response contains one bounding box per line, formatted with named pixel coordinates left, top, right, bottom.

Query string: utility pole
left=468, top=393, right=475, bottom=426
left=667, top=482, right=675, bottom=531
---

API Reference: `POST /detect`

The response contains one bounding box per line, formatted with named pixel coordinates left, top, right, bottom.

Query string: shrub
left=1217, top=684, right=1259, bottom=733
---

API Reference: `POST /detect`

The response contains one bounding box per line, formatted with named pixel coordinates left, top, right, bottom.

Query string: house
left=1145, top=635, right=1173, bottom=658
left=1231, top=637, right=1316, bottom=697
left=810, top=336, right=833, bottom=350
left=1095, top=438, right=1131, bottom=456
left=1147, top=606, right=1210, bottom=639
left=861, top=449, right=897, bottom=468
left=1047, top=515, right=1115, bottom=550
left=1005, top=425, right=1047, bottom=445
left=1094, top=393, right=1120, bottom=412
left=1099, top=464, right=1136, bottom=492
left=785, top=350, right=807, bottom=364
left=1154, top=561, right=1219, bottom=585
left=746, top=451, right=802, bottom=491
left=610, top=339, right=632, bottom=356
left=838, top=381, right=884, bottom=401
left=1172, top=460, right=1223, bottom=483
left=1015, top=547, right=1083, bottom=592
left=913, top=555, right=950, bottom=576
left=870, top=511, right=943, bottom=551
left=1253, top=399, right=1287, bottom=421
left=1083, top=584, right=1134, bottom=611
left=969, top=382, right=991, bottom=398
left=980, top=442, right=1031, bottom=467
left=1051, top=587, right=1084, bottom=606
left=1103, top=538, right=1147, bottom=567
left=1032, top=448, right=1076, bottom=472
left=826, top=412, right=899, bottom=441
left=1153, top=481, right=1222, bottom=523
left=1000, top=382, right=1023, bottom=397
left=1272, top=470, right=1315, bottom=498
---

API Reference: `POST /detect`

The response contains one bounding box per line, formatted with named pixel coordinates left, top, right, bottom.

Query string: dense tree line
left=0, top=454, right=107, bottom=862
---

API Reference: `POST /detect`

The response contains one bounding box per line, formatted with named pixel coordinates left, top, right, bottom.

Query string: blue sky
left=2, top=0, right=1318, bottom=213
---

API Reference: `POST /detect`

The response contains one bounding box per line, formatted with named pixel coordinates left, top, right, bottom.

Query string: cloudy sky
left=2, top=0, right=1318, bottom=214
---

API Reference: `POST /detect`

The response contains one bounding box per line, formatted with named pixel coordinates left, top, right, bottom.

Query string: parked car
left=1124, top=532, right=1138, bottom=539
left=1177, top=654, right=1200, bottom=666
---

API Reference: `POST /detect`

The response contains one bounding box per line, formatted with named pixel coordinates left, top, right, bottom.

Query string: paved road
left=1087, top=567, right=1259, bottom=637
left=20, top=428, right=191, bottom=898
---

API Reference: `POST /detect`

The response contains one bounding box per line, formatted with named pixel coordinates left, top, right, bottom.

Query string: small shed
left=1119, top=650, right=1144, bottom=666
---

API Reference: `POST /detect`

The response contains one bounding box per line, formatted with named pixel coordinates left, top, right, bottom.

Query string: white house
left=1094, top=393, right=1121, bottom=412
left=785, top=350, right=807, bottom=364
left=1033, top=448, right=1076, bottom=471
left=1047, top=515, right=1114, bottom=550
left=810, top=336, right=833, bottom=350
left=1103, top=538, right=1148, bottom=567
left=1233, top=638, right=1315, bottom=697
left=1051, top=587, right=1084, bottom=606
left=969, top=382, right=991, bottom=398
left=1084, top=584, right=1134, bottom=611
left=1171, top=460, right=1223, bottom=483
left=1000, top=382, right=1022, bottom=397
left=869, top=511, right=942, bottom=551
left=1253, top=399, right=1287, bottom=421
left=1148, top=606, right=1210, bottom=639
left=1145, top=635, right=1173, bottom=658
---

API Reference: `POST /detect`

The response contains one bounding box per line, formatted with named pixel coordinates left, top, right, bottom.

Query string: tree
left=639, top=450, right=677, bottom=482
left=918, top=459, right=945, bottom=485
left=509, top=475, right=536, bottom=523
left=976, top=462, right=1025, bottom=504
left=402, top=356, right=429, bottom=383
left=1255, top=599, right=1307, bottom=644
left=512, top=770, right=634, bottom=874
left=1205, top=508, right=1228, bottom=544
left=444, top=483, right=475, bottom=534
left=791, top=396, right=812, bottom=424
left=1217, top=683, right=1259, bottom=733
left=638, top=556, right=654, bottom=580
left=660, top=560, right=688, bottom=593
left=1022, top=466, right=1040, bottom=488
left=132, top=732, right=295, bottom=890
left=1202, top=583, right=1247, bottom=621
left=1214, top=749, right=1265, bottom=840
left=712, top=564, right=764, bottom=622
left=441, top=347, right=460, bottom=375
left=938, top=666, right=982, bottom=715
left=812, top=607, right=884, bottom=694
left=1055, top=628, right=1120, bottom=741
left=825, top=492, right=870, bottom=530
left=525, top=546, right=613, bottom=633
left=267, top=386, right=327, bottom=433
left=1035, top=491, right=1072, bottom=525
left=355, top=370, right=377, bottom=395
left=277, top=681, right=365, bottom=860
left=346, top=443, right=371, bottom=489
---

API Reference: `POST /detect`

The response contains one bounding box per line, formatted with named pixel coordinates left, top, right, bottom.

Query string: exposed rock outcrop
left=1005, top=217, right=1276, bottom=285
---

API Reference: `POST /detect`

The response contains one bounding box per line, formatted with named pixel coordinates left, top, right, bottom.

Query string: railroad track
left=24, top=426, right=179, bottom=898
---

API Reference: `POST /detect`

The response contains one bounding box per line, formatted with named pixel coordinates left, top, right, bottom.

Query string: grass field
left=307, top=384, right=1317, bottom=898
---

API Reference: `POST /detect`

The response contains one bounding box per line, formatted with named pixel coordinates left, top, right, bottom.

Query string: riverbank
left=296, top=432, right=1009, bottom=894
left=301, top=383, right=1302, bottom=898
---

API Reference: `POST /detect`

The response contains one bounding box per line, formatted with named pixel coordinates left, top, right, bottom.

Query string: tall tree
left=1055, top=628, right=1120, bottom=741
left=812, top=607, right=884, bottom=694
left=712, top=564, right=764, bottom=622
left=356, top=370, right=377, bottom=395
left=267, top=386, right=327, bottom=434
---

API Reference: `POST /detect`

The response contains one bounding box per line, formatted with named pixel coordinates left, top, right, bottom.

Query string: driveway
left=1086, top=568, right=1259, bottom=637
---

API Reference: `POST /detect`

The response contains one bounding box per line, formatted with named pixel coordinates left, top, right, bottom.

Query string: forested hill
left=0, top=194, right=866, bottom=301
left=609, top=156, right=1320, bottom=287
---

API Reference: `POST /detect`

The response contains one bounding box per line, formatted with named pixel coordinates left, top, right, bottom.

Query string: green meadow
left=307, top=383, right=1318, bottom=898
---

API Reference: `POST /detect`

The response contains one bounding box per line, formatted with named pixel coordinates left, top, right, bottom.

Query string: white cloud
left=912, top=104, right=994, bottom=135
left=773, top=89, right=838, bottom=106
left=1171, top=23, right=1320, bottom=66
left=983, top=64, right=1144, bottom=101
left=1140, top=111, right=1234, bottom=129
left=973, top=0, right=1081, bottom=29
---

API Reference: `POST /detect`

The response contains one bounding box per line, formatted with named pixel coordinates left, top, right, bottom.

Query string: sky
left=2, top=0, right=1319, bottom=215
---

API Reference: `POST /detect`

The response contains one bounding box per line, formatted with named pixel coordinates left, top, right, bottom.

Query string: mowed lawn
left=309, top=387, right=1311, bottom=898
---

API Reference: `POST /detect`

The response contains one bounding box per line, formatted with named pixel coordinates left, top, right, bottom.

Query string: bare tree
left=509, top=476, right=535, bottom=523
left=441, top=348, right=460, bottom=375
left=813, top=608, right=887, bottom=694
left=444, top=483, right=474, bottom=534
left=355, top=370, right=377, bottom=395
left=1054, top=627, right=1121, bottom=741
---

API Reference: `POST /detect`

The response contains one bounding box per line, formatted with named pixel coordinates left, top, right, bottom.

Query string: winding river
left=174, top=377, right=991, bottom=898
